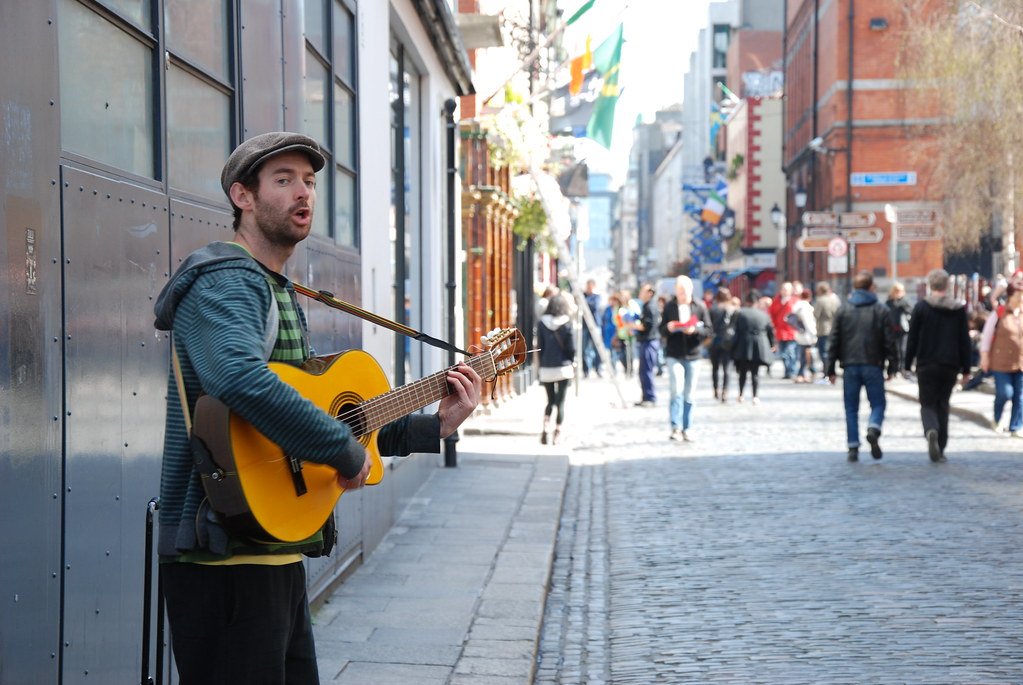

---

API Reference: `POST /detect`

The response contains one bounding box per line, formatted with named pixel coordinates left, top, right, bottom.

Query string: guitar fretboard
left=342, top=352, right=497, bottom=436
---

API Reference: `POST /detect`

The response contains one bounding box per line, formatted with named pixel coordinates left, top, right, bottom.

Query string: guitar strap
left=291, top=282, right=472, bottom=357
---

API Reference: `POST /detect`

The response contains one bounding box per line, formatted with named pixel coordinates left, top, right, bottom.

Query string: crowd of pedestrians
left=532, top=266, right=1022, bottom=460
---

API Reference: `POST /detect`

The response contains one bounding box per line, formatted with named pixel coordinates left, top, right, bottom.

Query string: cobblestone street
left=536, top=365, right=1023, bottom=684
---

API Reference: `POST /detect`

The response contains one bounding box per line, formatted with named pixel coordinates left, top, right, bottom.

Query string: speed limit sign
left=827, top=236, right=848, bottom=257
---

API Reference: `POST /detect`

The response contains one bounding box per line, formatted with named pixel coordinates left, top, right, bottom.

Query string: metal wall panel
left=239, top=0, right=286, bottom=137
left=60, top=166, right=169, bottom=683
left=0, top=1, right=64, bottom=681
left=281, top=0, right=306, bottom=132
left=301, top=240, right=366, bottom=595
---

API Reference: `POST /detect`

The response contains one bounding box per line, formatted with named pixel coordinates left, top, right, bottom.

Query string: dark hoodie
left=827, top=289, right=898, bottom=374
left=904, top=293, right=971, bottom=374
left=155, top=242, right=438, bottom=558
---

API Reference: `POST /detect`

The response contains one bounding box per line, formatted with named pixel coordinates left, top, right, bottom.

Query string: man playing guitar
left=154, top=132, right=482, bottom=684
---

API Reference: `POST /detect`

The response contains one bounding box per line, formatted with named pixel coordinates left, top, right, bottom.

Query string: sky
left=567, top=0, right=714, bottom=185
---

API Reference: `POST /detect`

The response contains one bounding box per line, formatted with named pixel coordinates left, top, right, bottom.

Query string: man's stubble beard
left=252, top=192, right=311, bottom=248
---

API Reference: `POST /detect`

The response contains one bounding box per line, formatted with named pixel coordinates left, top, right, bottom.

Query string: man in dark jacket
left=659, top=275, right=712, bottom=440
left=827, top=271, right=898, bottom=461
left=905, top=269, right=971, bottom=462
left=632, top=283, right=662, bottom=406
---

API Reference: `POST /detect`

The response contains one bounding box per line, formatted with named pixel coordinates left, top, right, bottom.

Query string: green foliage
left=726, top=153, right=745, bottom=181
left=512, top=196, right=557, bottom=255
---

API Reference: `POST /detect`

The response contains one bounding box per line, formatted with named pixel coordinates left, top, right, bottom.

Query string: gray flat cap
left=220, top=132, right=326, bottom=196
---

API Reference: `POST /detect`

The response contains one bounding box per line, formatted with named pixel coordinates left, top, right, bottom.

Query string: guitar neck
left=353, top=353, right=496, bottom=436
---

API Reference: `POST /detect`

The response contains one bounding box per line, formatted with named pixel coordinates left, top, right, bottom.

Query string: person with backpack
left=979, top=282, right=1023, bottom=436
left=905, top=269, right=972, bottom=462
left=791, top=289, right=818, bottom=383
left=659, top=276, right=712, bottom=441
left=707, top=287, right=737, bottom=402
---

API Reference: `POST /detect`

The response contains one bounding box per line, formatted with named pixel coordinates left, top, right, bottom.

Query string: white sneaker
left=994, top=417, right=1010, bottom=433
left=1012, top=430, right=1023, bottom=438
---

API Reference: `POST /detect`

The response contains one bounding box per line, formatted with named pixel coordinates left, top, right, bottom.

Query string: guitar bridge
left=287, top=455, right=308, bottom=497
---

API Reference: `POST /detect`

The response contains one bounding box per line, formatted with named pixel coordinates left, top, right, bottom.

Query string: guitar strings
left=332, top=352, right=498, bottom=434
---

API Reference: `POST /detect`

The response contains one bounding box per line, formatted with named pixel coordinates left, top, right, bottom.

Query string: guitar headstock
left=480, top=328, right=527, bottom=378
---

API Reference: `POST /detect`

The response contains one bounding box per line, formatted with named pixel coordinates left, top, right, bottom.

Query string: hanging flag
left=700, top=190, right=725, bottom=224
left=586, top=23, right=624, bottom=150
left=569, top=35, right=592, bottom=95
left=567, top=0, right=596, bottom=25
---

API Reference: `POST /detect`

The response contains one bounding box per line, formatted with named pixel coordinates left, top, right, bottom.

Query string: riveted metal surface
left=301, top=239, right=365, bottom=596
left=0, top=0, right=64, bottom=681
left=60, top=165, right=170, bottom=683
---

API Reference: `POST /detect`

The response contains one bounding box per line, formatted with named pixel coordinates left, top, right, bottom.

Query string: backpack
left=719, top=310, right=737, bottom=351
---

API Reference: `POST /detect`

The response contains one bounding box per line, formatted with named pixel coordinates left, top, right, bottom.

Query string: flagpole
left=480, top=4, right=630, bottom=109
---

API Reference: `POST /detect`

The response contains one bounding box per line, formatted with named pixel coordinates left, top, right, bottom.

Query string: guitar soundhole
left=331, top=392, right=371, bottom=448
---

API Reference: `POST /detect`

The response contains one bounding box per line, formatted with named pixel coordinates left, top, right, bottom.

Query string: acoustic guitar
left=190, top=328, right=526, bottom=543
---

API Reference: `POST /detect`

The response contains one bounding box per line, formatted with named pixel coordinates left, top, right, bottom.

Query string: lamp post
left=771, top=202, right=785, bottom=281
left=793, top=186, right=807, bottom=282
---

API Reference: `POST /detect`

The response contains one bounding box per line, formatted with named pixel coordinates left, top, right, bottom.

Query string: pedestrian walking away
left=792, top=288, right=818, bottom=382
left=707, top=287, right=737, bottom=402
left=632, top=283, right=661, bottom=406
left=537, top=293, right=576, bottom=445
left=827, top=271, right=898, bottom=462
left=581, top=279, right=603, bottom=378
left=978, top=282, right=1023, bottom=436
left=904, top=269, right=972, bottom=462
left=770, top=282, right=799, bottom=379
left=153, top=132, right=482, bottom=684
left=660, top=275, right=712, bottom=441
left=887, top=282, right=914, bottom=378
left=731, top=289, right=776, bottom=405
left=813, top=282, right=841, bottom=383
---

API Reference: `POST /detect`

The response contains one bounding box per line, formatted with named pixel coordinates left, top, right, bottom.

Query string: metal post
left=443, top=98, right=459, bottom=468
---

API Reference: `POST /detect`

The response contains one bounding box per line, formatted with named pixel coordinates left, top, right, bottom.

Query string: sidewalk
left=313, top=384, right=570, bottom=684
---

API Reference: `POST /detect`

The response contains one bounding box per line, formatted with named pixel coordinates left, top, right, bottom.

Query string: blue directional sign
left=850, top=172, right=917, bottom=187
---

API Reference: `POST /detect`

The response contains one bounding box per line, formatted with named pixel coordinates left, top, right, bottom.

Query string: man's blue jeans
left=842, top=364, right=886, bottom=448
left=992, top=370, right=1023, bottom=431
left=667, top=356, right=697, bottom=430
left=638, top=339, right=660, bottom=402
left=778, top=340, right=799, bottom=378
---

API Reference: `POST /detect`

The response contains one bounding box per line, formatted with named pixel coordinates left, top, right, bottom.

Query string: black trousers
left=543, top=380, right=570, bottom=424
left=917, top=364, right=959, bottom=451
left=709, top=346, right=731, bottom=394
left=735, top=359, right=761, bottom=398
left=163, top=561, right=318, bottom=685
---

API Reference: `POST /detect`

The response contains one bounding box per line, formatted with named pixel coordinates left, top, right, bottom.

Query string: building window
left=58, top=0, right=156, bottom=178
left=165, top=0, right=233, bottom=199
left=389, top=43, right=421, bottom=384
left=712, top=23, right=730, bottom=69
left=301, top=0, right=359, bottom=246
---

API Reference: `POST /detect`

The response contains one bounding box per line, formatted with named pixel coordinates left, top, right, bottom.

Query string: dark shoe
left=540, top=431, right=548, bottom=445
left=552, top=428, right=561, bottom=445
left=847, top=447, right=859, bottom=462
left=926, top=430, right=945, bottom=462
left=634, top=400, right=655, bottom=408
left=682, top=431, right=694, bottom=442
left=713, top=389, right=720, bottom=400
left=866, top=427, right=883, bottom=460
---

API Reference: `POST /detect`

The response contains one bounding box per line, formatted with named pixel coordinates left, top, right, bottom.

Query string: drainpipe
left=443, top=98, right=459, bottom=468
left=846, top=0, right=856, bottom=285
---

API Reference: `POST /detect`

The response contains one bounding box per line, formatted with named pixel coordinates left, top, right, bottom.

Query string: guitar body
left=190, top=327, right=525, bottom=545
left=194, top=350, right=388, bottom=543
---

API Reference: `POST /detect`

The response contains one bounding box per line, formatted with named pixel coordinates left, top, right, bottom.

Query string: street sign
left=805, top=226, right=841, bottom=237
left=828, top=254, right=848, bottom=274
left=844, top=227, right=884, bottom=244
left=828, top=237, right=848, bottom=257
left=795, top=235, right=831, bottom=252
left=838, top=211, right=876, bottom=228
left=850, top=172, right=917, bottom=187
left=896, top=209, right=940, bottom=226
left=802, top=211, right=837, bottom=226
left=802, top=211, right=876, bottom=227
left=898, top=225, right=942, bottom=241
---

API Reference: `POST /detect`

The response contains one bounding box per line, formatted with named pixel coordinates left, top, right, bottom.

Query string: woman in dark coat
left=537, top=293, right=576, bottom=444
left=731, top=289, right=777, bottom=404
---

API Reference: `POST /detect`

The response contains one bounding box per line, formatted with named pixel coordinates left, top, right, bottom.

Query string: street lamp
left=771, top=202, right=785, bottom=248
left=794, top=186, right=808, bottom=210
